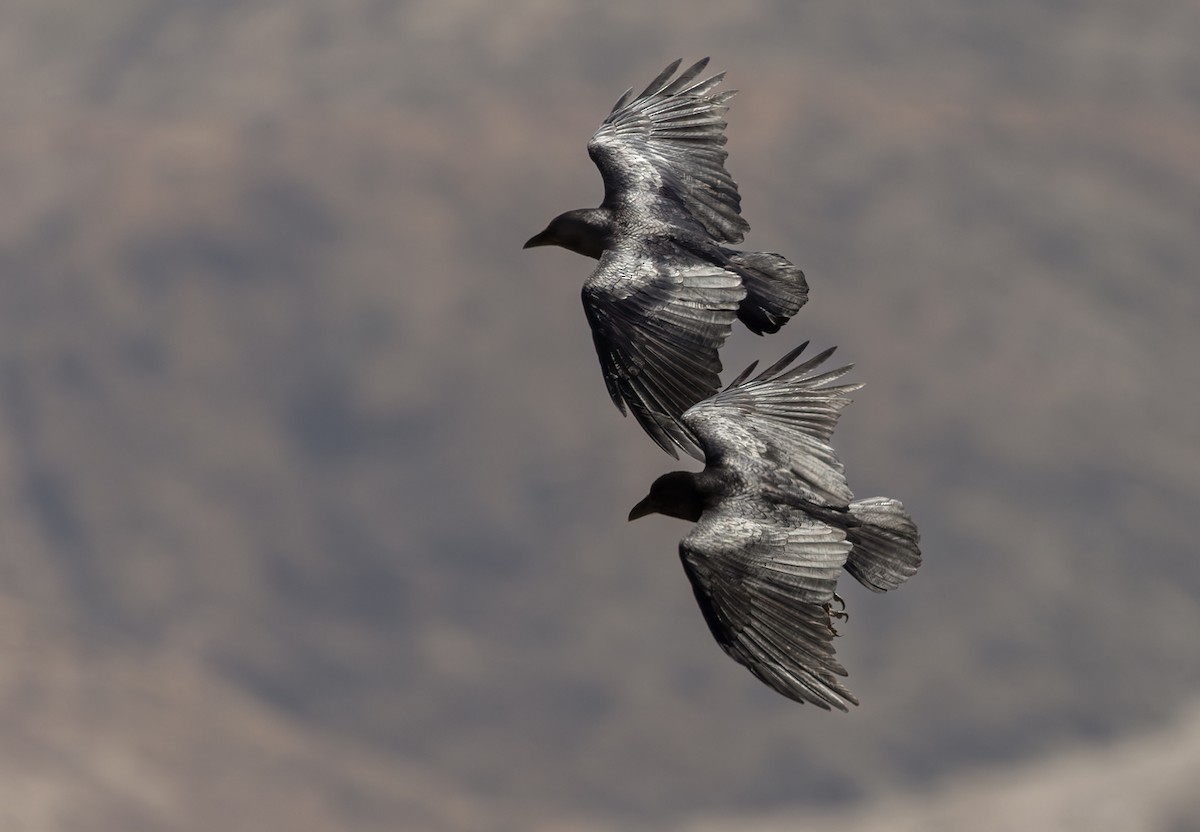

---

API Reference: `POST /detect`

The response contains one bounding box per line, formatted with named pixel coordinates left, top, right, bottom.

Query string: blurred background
left=2, top=1, right=1199, bottom=830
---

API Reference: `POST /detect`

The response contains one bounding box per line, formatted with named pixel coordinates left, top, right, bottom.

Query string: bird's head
left=628, top=470, right=704, bottom=522
left=523, top=208, right=613, bottom=259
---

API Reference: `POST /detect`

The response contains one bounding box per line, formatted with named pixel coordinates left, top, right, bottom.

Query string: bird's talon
left=824, top=594, right=849, bottom=623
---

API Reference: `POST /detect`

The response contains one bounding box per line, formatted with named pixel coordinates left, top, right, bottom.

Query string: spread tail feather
left=844, top=497, right=922, bottom=592
left=727, top=251, right=809, bottom=335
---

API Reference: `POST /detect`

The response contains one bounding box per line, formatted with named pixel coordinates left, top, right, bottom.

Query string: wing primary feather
left=724, top=360, right=760, bottom=391
left=659, top=58, right=713, bottom=96
left=609, top=86, right=635, bottom=113
left=750, top=341, right=812, bottom=386
left=636, top=58, right=684, bottom=99
left=777, top=345, right=839, bottom=381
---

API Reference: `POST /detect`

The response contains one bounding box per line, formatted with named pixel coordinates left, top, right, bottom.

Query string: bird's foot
left=832, top=592, right=849, bottom=621
left=823, top=593, right=849, bottom=632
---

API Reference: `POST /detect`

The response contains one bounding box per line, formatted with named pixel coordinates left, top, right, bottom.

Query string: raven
left=628, top=343, right=921, bottom=710
left=525, top=59, right=808, bottom=458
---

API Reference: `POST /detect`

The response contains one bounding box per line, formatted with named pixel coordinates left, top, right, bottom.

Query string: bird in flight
left=525, top=58, right=809, bottom=459
left=628, top=343, right=922, bottom=710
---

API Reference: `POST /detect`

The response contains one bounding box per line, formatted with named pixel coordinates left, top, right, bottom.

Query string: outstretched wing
left=684, top=342, right=861, bottom=506
left=588, top=58, right=749, bottom=244
left=583, top=247, right=745, bottom=459
left=680, top=509, right=856, bottom=710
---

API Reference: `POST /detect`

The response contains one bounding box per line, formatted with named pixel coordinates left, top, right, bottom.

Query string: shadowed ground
left=1, top=1, right=1198, bottom=829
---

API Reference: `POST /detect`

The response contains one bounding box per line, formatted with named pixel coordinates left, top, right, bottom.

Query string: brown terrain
left=1, top=1, right=1198, bottom=829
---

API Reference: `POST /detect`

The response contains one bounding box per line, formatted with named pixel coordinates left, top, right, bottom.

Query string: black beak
left=628, top=495, right=655, bottom=521
left=523, top=230, right=552, bottom=249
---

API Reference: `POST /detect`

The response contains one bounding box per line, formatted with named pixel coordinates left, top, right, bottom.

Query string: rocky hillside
left=1, top=1, right=1198, bottom=828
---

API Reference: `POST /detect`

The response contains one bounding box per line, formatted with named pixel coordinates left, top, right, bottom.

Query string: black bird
left=628, top=343, right=921, bottom=710
left=525, top=58, right=809, bottom=459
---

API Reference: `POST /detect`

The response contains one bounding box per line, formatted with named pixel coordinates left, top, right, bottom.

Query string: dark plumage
left=524, top=59, right=809, bottom=459
left=628, top=343, right=922, bottom=710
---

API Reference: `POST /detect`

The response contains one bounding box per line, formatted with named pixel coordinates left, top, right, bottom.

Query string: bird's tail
left=844, top=497, right=922, bottom=592
left=726, top=251, right=809, bottom=335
